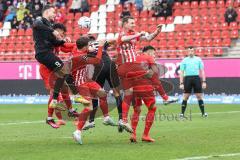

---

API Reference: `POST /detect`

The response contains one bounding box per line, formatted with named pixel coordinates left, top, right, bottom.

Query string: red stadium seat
left=202, top=23, right=211, bottom=31
left=210, top=8, right=217, bottom=15
left=140, top=18, right=148, bottom=24
left=175, top=24, right=183, bottom=31
left=173, top=9, right=182, bottom=16
left=132, top=11, right=139, bottom=18
left=25, top=36, right=32, bottom=43
left=107, top=12, right=114, bottom=19
left=16, top=36, right=24, bottom=43
left=203, top=39, right=213, bottom=47
left=222, top=38, right=231, bottom=47
left=183, top=24, right=193, bottom=31
left=166, top=16, right=174, bottom=24
left=91, top=0, right=99, bottom=5
left=195, top=48, right=205, bottom=57
left=225, top=0, right=233, bottom=7
left=8, top=36, right=16, bottom=44
left=204, top=48, right=214, bottom=57
left=202, top=15, right=209, bottom=23
left=212, top=30, right=221, bottom=39
left=213, top=38, right=222, bottom=47
left=191, top=9, right=199, bottom=16
left=229, top=22, right=238, bottom=30
left=167, top=32, right=175, bottom=40
left=208, top=0, right=216, bottom=8
left=17, top=29, right=25, bottom=36
left=230, top=30, right=239, bottom=38
left=173, top=2, right=181, bottom=9
left=185, top=39, right=194, bottom=47
left=210, top=16, right=219, bottom=24
left=182, top=9, right=191, bottom=16
left=25, top=29, right=32, bottom=36
left=199, top=1, right=207, bottom=8
left=199, top=8, right=208, bottom=16
left=221, top=30, right=230, bottom=39
left=15, top=43, right=23, bottom=52
left=90, top=5, right=98, bottom=12
left=75, top=13, right=82, bottom=19
left=214, top=48, right=223, bottom=56
left=176, top=31, right=184, bottom=40
left=149, top=40, right=158, bottom=48
left=194, top=31, right=202, bottom=39
left=6, top=43, right=15, bottom=52
left=182, top=1, right=190, bottom=9
left=202, top=31, right=211, bottom=39
left=212, top=23, right=220, bottom=31
left=184, top=31, right=192, bottom=39
left=194, top=39, right=203, bottom=47
left=192, top=16, right=201, bottom=24
left=157, top=32, right=166, bottom=40
left=217, top=0, right=225, bottom=8
left=191, top=1, right=198, bottom=9
left=192, top=23, right=201, bottom=31
left=218, top=8, right=226, bottom=15
left=159, top=40, right=167, bottom=49
left=176, top=39, right=185, bottom=48
left=148, top=17, right=156, bottom=25
left=167, top=40, right=176, bottom=50
left=140, top=10, right=148, bottom=18
left=157, top=17, right=165, bottom=24
left=10, top=29, right=17, bottom=36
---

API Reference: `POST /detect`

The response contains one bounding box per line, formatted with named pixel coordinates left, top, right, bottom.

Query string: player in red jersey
left=71, top=36, right=116, bottom=144
left=39, top=23, right=78, bottom=128
left=116, top=16, right=162, bottom=133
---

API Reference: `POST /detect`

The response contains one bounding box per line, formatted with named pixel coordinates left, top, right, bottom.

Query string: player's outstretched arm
left=141, top=24, right=162, bottom=41
left=120, top=32, right=144, bottom=42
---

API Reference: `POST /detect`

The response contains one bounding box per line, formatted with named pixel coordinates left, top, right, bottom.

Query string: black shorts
left=35, top=52, right=64, bottom=71
left=184, top=76, right=202, bottom=93
left=92, top=60, right=120, bottom=88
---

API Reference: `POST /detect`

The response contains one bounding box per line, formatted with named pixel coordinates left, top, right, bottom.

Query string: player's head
left=42, top=4, right=56, bottom=21
left=53, top=23, right=66, bottom=39
left=187, top=46, right=195, bottom=57
left=76, top=36, right=98, bottom=53
left=122, top=16, right=135, bottom=31
left=76, top=36, right=90, bottom=52
left=142, top=45, right=156, bottom=57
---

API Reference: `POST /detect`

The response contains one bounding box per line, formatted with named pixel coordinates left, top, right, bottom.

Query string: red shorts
left=118, top=63, right=148, bottom=90
left=134, top=96, right=156, bottom=108
left=77, top=81, right=101, bottom=100
left=39, top=64, right=52, bottom=90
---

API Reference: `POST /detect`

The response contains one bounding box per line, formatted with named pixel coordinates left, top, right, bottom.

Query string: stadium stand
left=0, top=0, right=239, bottom=61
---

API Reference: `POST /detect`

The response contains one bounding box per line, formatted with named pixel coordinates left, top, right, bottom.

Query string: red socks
left=143, top=107, right=157, bottom=136
left=99, top=97, right=109, bottom=117
left=131, top=106, right=141, bottom=135
left=122, top=94, right=133, bottom=122
left=77, top=107, right=91, bottom=130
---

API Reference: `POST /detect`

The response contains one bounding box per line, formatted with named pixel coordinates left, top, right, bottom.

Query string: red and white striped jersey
left=117, top=30, right=140, bottom=64
left=73, top=67, right=87, bottom=86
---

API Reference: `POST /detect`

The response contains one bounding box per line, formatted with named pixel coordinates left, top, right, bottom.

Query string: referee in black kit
left=33, top=4, right=78, bottom=108
left=179, top=47, right=208, bottom=118
left=82, top=36, right=123, bottom=132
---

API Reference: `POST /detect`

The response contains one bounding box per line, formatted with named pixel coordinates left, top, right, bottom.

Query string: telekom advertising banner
left=0, top=58, right=240, bottom=80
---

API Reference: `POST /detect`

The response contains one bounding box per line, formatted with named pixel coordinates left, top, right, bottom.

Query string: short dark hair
left=142, top=45, right=156, bottom=52
left=88, top=35, right=96, bottom=41
left=53, top=23, right=66, bottom=32
left=76, top=36, right=90, bottom=49
left=122, top=16, right=134, bottom=26
left=42, top=4, right=54, bottom=14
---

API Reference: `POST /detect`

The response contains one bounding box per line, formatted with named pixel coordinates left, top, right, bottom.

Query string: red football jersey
left=117, top=30, right=140, bottom=64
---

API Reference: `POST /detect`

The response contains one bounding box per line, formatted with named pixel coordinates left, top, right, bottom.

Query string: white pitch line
left=174, top=152, right=240, bottom=160
left=0, top=120, right=44, bottom=126
left=0, top=110, right=240, bottom=126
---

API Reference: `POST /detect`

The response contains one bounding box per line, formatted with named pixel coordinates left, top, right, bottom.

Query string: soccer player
left=82, top=36, right=123, bottom=132
left=116, top=16, right=162, bottom=133
left=71, top=36, right=115, bottom=144
left=39, top=23, right=77, bottom=128
left=141, top=46, right=178, bottom=104
left=179, top=47, right=208, bottom=118
left=33, top=4, right=79, bottom=109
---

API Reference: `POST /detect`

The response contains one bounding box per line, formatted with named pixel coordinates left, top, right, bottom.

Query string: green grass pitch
left=0, top=104, right=240, bottom=160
